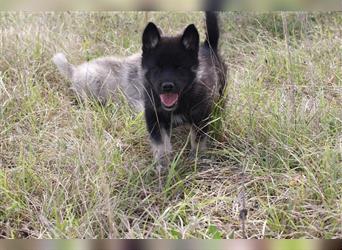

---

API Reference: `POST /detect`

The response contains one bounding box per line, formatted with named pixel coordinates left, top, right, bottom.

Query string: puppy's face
left=142, top=22, right=199, bottom=112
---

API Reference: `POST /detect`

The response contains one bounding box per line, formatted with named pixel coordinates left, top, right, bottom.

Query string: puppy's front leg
left=145, top=109, right=172, bottom=168
left=190, top=123, right=208, bottom=156
left=151, top=128, right=172, bottom=167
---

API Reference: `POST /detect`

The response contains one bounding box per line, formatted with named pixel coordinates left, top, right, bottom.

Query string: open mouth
left=159, top=93, right=179, bottom=111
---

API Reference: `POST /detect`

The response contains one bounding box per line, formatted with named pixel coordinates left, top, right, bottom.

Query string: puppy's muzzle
left=161, top=82, right=175, bottom=92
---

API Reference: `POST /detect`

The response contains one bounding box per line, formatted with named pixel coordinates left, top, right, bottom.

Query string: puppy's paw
left=188, top=149, right=197, bottom=160
left=188, top=148, right=206, bottom=160
left=155, top=161, right=169, bottom=191
left=151, top=136, right=172, bottom=169
left=155, top=158, right=169, bottom=172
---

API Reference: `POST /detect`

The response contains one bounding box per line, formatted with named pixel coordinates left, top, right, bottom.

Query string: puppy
left=142, top=12, right=227, bottom=167
left=53, top=12, right=226, bottom=169
left=52, top=53, right=145, bottom=112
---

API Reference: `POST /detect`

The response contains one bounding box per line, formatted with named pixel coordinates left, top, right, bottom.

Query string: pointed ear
left=181, top=24, right=199, bottom=51
left=142, top=22, right=160, bottom=51
left=157, top=26, right=164, bottom=35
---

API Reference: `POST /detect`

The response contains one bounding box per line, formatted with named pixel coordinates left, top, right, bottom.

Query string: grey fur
left=52, top=53, right=145, bottom=112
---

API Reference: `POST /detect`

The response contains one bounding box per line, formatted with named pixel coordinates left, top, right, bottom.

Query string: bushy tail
left=204, top=11, right=220, bottom=52
left=52, top=53, right=74, bottom=79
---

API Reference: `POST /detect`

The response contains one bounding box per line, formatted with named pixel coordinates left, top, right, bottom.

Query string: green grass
left=0, top=11, right=341, bottom=239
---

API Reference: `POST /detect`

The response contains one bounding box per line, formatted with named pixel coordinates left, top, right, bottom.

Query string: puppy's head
left=142, top=22, right=199, bottom=112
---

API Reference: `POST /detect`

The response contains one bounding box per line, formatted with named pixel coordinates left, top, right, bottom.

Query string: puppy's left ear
left=181, top=24, right=199, bottom=51
left=142, top=22, right=161, bottom=51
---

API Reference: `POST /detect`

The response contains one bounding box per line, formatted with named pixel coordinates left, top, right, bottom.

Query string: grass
left=0, top=11, right=341, bottom=239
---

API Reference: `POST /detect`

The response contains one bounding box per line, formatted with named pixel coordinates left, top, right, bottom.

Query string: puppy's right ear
left=142, top=22, right=160, bottom=51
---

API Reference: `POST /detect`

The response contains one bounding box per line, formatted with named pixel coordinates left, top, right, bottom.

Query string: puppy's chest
left=171, top=114, right=188, bottom=127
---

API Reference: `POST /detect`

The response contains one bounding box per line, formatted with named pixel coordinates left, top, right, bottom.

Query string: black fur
left=204, top=11, right=220, bottom=51
left=142, top=12, right=226, bottom=153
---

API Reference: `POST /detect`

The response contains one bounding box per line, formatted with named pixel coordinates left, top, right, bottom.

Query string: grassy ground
left=0, top=12, right=341, bottom=239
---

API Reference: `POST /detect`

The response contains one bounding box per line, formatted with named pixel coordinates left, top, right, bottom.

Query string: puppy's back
left=53, top=53, right=145, bottom=112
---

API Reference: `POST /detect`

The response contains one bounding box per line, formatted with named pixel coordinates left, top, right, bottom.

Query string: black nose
left=161, top=82, right=175, bottom=92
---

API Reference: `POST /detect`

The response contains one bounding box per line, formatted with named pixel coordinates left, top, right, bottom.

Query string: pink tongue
left=160, top=93, right=179, bottom=107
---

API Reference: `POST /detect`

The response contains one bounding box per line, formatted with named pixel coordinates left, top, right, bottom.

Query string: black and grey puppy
left=53, top=12, right=226, bottom=168
left=142, top=12, right=227, bottom=166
